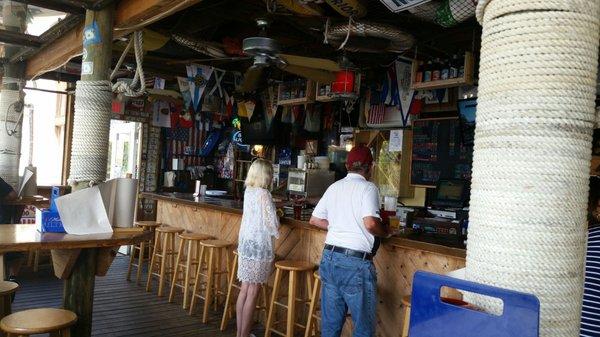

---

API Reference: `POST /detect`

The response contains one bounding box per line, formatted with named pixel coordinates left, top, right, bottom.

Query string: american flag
left=168, top=122, right=204, bottom=168
left=368, top=103, right=386, bottom=125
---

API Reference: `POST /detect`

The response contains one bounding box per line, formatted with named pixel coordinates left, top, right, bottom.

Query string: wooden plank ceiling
left=18, top=0, right=479, bottom=80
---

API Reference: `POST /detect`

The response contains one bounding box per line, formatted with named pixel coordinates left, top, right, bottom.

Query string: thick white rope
left=111, top=31, right=145, bottom=97
left=465, top=1, right=600, bottom=336
left=69, top=81, right=112, bottom=185
left=0, top=89, right=22, bottom=189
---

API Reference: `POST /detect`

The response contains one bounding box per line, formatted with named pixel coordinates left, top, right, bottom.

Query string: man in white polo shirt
left=310, top=145, right=391, bottom=337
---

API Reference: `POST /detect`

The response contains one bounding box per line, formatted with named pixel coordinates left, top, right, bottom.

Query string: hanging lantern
left=330, top=55, right=360, bottom=101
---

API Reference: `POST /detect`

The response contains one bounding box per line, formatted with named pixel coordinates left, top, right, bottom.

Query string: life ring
left=325, top=21, right=414, bottom=53
left=323, top=0, right=367, bottom=18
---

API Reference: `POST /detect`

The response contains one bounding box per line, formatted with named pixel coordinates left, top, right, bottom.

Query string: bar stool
left=127, top=221, right=161, bottom=285
left=168, top=232, right=213, bottom=309
left=145, top=226, right=184, bottom=296
left=265, top=260, right=316, bottom=337
left=0, top=281, right=18, bottom=336
left=0, top=308, right=77, bottom=337
left=189, top=239, right=233, bottom=323
left=219, top=249, right=269, bottom=331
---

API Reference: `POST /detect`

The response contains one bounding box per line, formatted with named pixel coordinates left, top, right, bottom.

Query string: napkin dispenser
left=36, top=186, right=67, bottom=233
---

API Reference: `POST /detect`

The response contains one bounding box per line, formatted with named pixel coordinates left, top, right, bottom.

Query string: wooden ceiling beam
left=0, top=29, right=43, bottom=48
left=24, top=0, right=202, bottom=79
left=10, top=0, right=85, bottom=14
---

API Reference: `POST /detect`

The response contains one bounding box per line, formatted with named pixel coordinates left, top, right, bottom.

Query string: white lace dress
left=237, top=187, right=280, bottom=284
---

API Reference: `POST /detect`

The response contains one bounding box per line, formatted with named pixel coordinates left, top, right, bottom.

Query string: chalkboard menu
left=411, top=118, right=473, bottom=187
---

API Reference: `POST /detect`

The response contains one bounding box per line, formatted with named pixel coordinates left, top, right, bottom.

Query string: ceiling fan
left=238, top=19, right=340, bottom=93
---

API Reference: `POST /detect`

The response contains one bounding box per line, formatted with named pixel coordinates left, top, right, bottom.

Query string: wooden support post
left=1, top=1, right=26, bottom=91
left=81, top=5, right=114, bottom=83
left=63, top=248, right=97, bottom=337
left=69, top=4, right=114, bottom=191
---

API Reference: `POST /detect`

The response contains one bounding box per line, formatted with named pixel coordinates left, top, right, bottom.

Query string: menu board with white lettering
left=410, top=117, right=473, bottom=187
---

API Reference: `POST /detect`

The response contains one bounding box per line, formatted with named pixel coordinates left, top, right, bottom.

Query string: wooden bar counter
left=142, top=192, right=466, bottom=336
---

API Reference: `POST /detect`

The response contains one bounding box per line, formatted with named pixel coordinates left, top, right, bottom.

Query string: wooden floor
left=12, top=255, right=244, bottom=337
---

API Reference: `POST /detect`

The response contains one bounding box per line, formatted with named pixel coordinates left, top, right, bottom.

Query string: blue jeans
left=319, top=249, right=377, bottom=337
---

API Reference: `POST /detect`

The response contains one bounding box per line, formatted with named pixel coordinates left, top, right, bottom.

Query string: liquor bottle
left=431, top=58, right=441, bottom=81
left=423, top=60, right=433, bottom=82
left=415, top=62, right=424, bottom=83
left=441, top=58, right=450, bottom=80
left=449, top=54, right=459, bottom=78
left=458, top=53, right=465, bottom=78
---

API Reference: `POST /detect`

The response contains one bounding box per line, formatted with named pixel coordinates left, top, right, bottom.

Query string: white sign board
left=379, top=0, right=431, bottom=12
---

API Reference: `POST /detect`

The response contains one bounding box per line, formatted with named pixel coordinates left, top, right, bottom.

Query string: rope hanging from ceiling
left=465, top=1, right=600, bottom=336
left=111, top=30, right=146, bottom=97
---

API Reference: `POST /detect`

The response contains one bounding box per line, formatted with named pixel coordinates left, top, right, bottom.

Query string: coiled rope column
left=466, top=1, right=600, bottom=336
left=0, top=89, right=22, bottom=188
left=68, top=81, right=112, bottom=185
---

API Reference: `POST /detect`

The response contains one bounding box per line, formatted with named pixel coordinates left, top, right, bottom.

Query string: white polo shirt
left=312, top=173, right=381, bottom=253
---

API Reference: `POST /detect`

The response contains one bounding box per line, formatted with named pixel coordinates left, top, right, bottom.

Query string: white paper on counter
left=55, top=186, right=113, bottom=235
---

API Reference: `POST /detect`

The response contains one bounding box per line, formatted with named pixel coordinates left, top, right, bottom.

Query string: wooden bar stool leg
left=189, top=245, right=206, bottom=315
left=182, top=240, right=195, bottom=309
left=202, top=248, right=215, bottom=324
left=169, top=238, right=186, bottom=303
left=265, top=268, right=282, bottom=337
left=287, top=271, right=298, bottom=337
left=220, top=253, right=238, bottom=331
left=169, top=233, right=176, bottom=283
left=33, top=250, right=39, bottom=273
left=157, top=233, right=169, bottom=297
left=146, top=231, right=160, bottom=292
left=135, top=241, right=145, bottom=285
left=260, top=285, right=268, bottom=323
left=213, top=250, right=220, bottom=310
left=126, top=244, right=136, bottom=281
left=305, top=276, right=321, bottom=337
left=402, top=303, right=411, bottom=337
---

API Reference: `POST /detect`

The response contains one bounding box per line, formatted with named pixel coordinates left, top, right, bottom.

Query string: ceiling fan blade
left=282, top=64, right=337, bottom=84
left=238, top=65, right=265, bottom=93
left=279, top=54, right=340, bottom=72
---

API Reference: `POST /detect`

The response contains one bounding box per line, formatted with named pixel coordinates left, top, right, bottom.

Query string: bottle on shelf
left=449, top=54, right=459, bottom=78
left=441, top=58, right=450, bottom=80
left=458, top=53, right=465, bottom=78
left=423, top=60, right=433, bottom=82
left=431, top=58, right=441, bottom=81
left=415, top=61, right=424, bottom=83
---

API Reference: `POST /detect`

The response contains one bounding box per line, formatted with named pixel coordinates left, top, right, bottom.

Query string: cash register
left=411, top=179, right=469, bottom=247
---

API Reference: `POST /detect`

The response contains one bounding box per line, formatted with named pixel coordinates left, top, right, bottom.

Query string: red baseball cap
left=346, top=145, right=373, bottom=170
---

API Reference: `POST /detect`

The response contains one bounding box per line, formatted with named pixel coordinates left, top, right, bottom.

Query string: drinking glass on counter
left=290, top=194, right=306, bottom=220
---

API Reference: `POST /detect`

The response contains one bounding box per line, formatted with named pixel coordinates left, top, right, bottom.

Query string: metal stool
left=189, top=239, right=233, bottom=323
left=127, top=221, right=161, bottom=285
left=0, top=282, right=18, bottom=337
left=219, top=250, right=269, bottom=331
left=145, top=226, right=184, bottom=296
left=265, top=260, right=315, bottom=337
left=0, top=308, right=77, bottom=337
left=168, top=232, right=213, bottom=309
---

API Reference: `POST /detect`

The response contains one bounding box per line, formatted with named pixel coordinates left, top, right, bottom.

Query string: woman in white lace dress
left=236, top=159, right=280, bottom=337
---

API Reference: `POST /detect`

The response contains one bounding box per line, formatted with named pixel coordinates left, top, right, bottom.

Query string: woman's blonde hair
left=245, top=158, right=274, bottom=189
